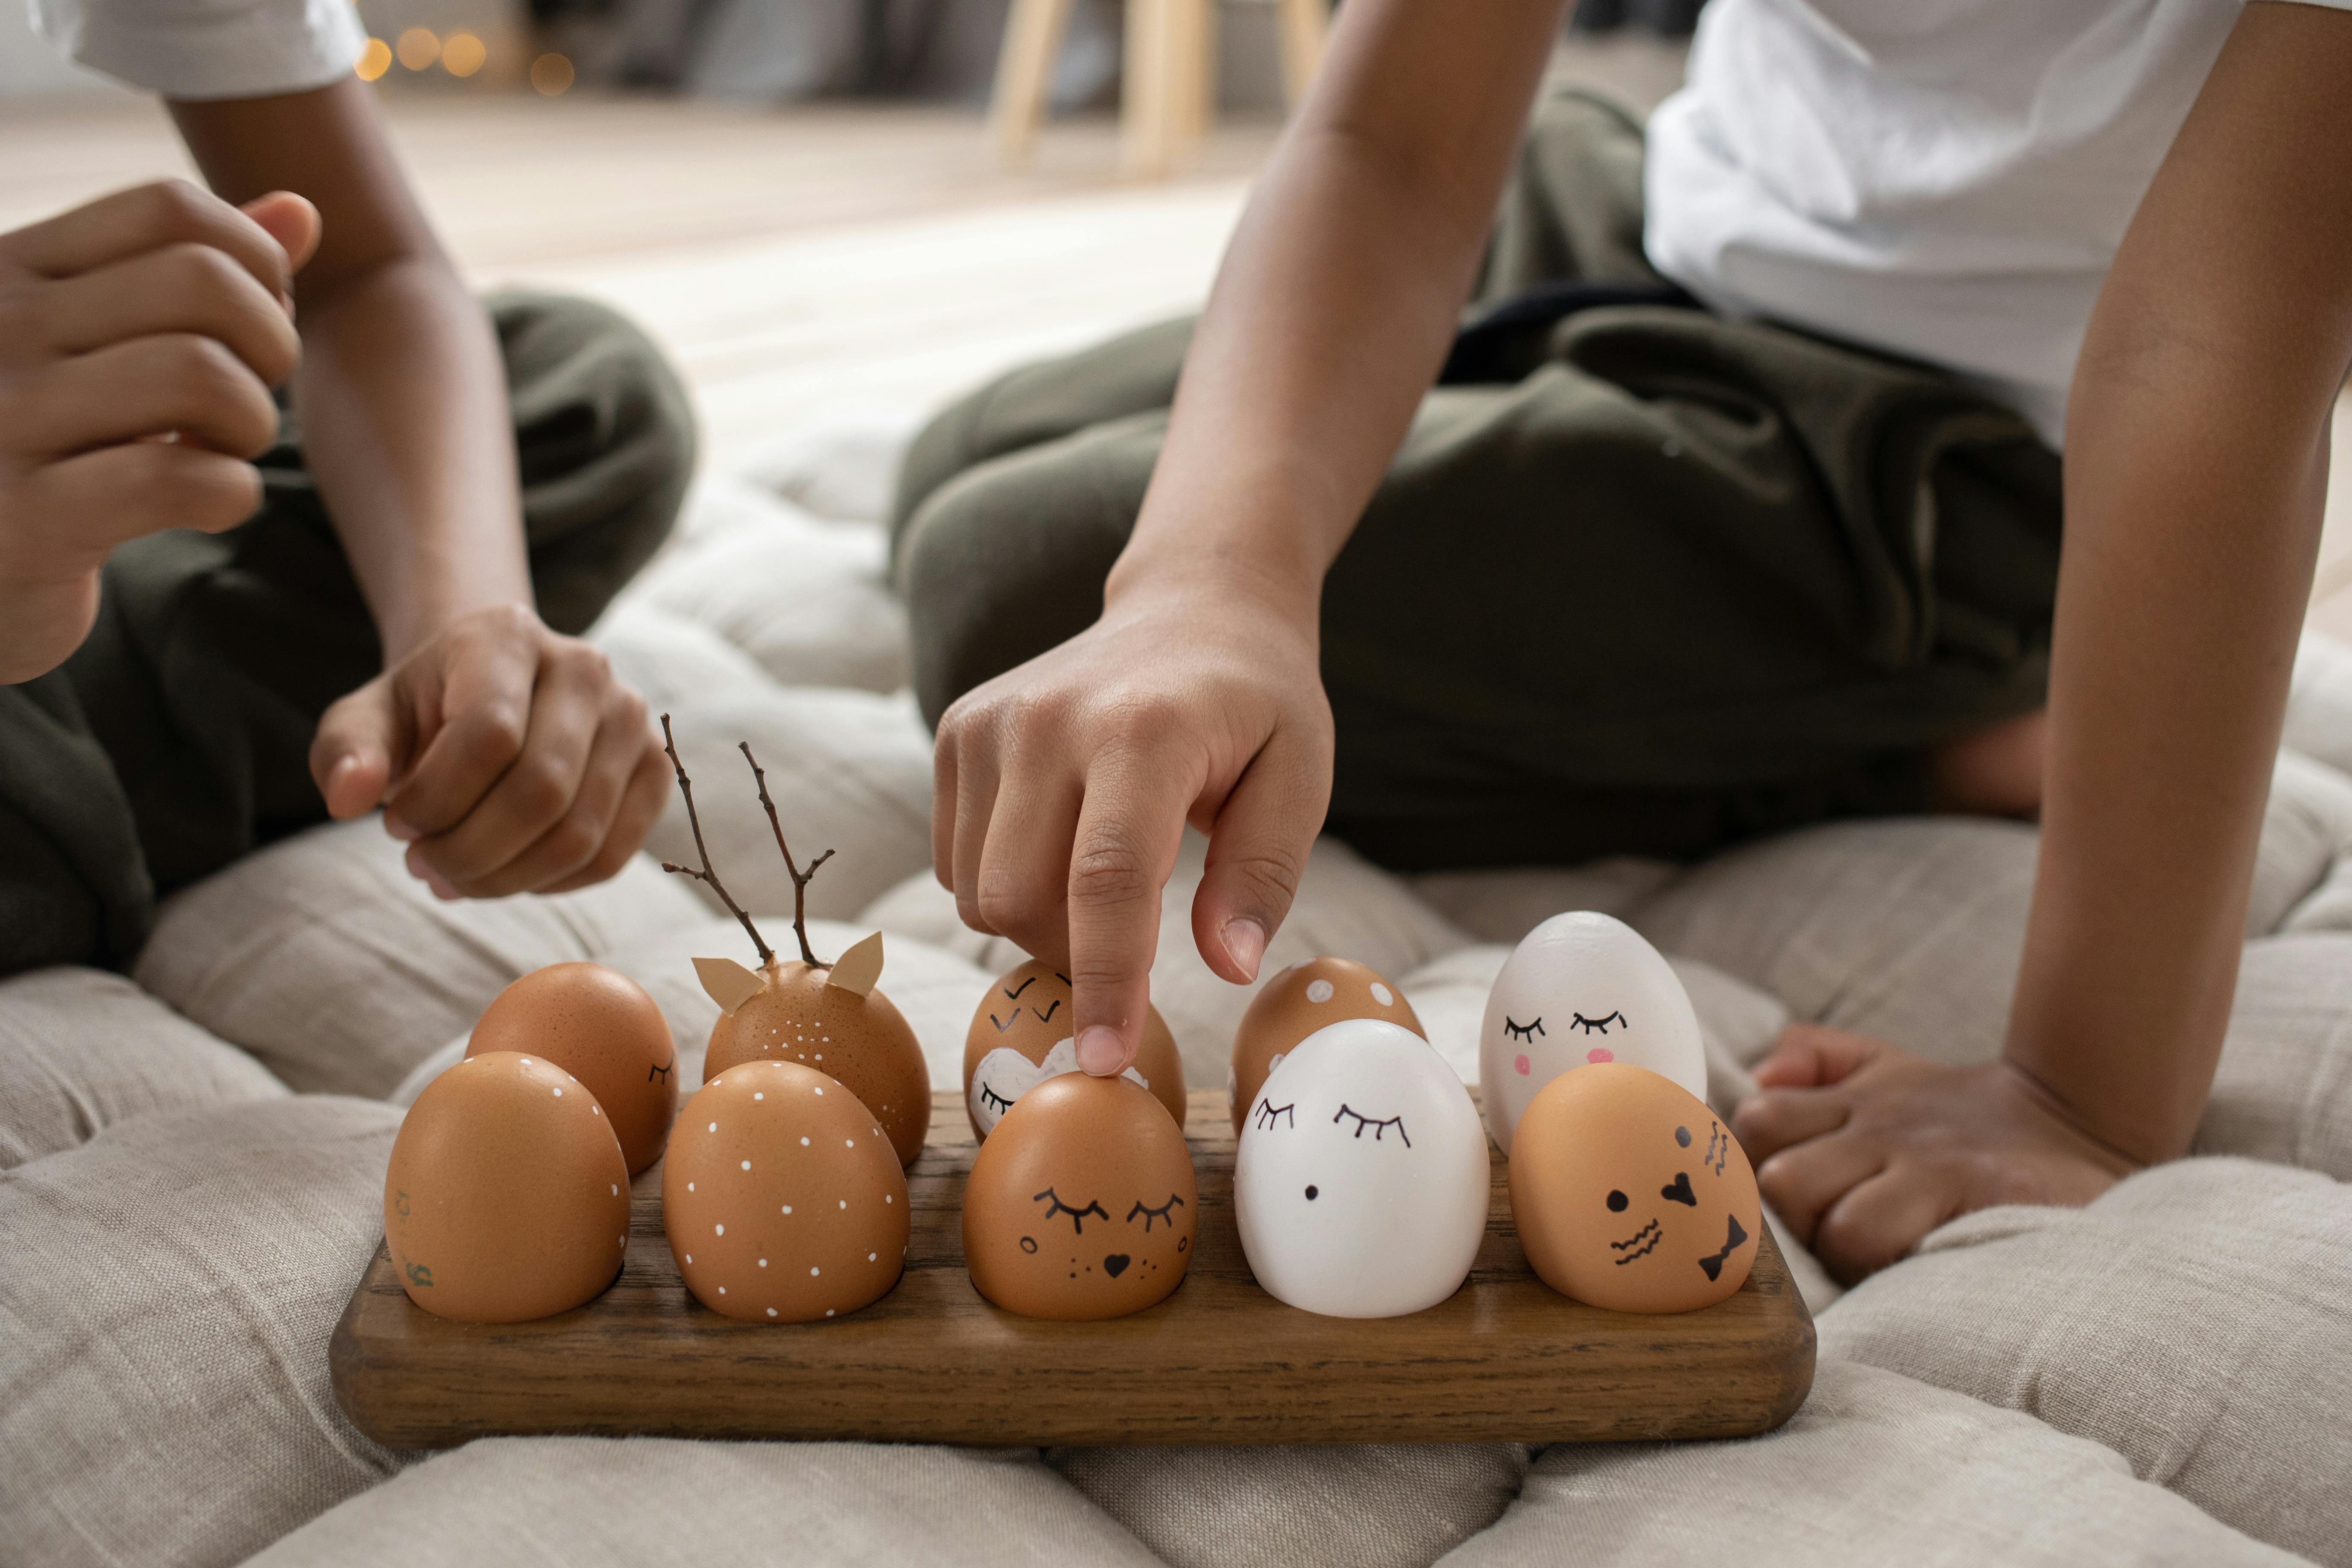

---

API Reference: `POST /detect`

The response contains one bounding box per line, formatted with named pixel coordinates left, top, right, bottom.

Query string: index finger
left=1065, top=747, right=1196, bottom=1078
left=5, top=180, right=291, bottom=300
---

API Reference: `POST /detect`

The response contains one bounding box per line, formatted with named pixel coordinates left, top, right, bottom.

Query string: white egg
left=1234, top=1019, right=1489, bottom=1319
left=1478, top=911, right=1706, bottom=1156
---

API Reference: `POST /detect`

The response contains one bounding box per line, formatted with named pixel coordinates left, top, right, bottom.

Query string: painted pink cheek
left=1586, top=1047, right=1614, bottom=1064
left=1514, top=1054, right=1531, bottom=1076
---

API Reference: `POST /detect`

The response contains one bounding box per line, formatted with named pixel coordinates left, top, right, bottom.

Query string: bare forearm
left=2010, top=1, right=2352, bottom=1163
left=1107, top=0, right=1565, bottom=614
left=295, top=257, right=527, bottom=662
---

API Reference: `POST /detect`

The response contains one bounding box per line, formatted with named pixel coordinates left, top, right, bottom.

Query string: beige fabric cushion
left=1050, top=1443, right=1530, bottom=1568
left=591, top=597, right=781, bottom=715
left=0, top=966, right=284, bottom=1168
left=1405, top=857, right=1680, bottom=947
left=1437, top=1360, right=2303, bottom=1568
left=247, top=1438, right=1160, bottom=1568
left=2284, top=631, right=2352, bottom=778
left=0, top=1097, right=405, bottom=1568
left=2201, top=935, right=2352, bottom=1179
left=647, top=687, right=934, bottom=926
left=1817, top=1158, right=2352, bottom=1565
left=2248, top=751, right=2352, bottom=936
left=616, top=476, right=910, bottom=695
left=133, top=821, right=710, bottom=1098
left=866, top=831, right=1474, bottom=1086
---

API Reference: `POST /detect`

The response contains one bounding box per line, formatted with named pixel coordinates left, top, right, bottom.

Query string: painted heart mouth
left=1102, top=1254, right=1130, bottom=1278
left=969, top=1039, right=1151, bottom=1133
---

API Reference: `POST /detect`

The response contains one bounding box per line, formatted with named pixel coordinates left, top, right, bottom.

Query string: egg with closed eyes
left=1479, top=912, right=1706, bottom=1157
left=962, top=959, right=1185, bottom=1138
left=1227, top=956, right=1424, bottom=1133
left=1234, top=1019, right=1488, bottom=1319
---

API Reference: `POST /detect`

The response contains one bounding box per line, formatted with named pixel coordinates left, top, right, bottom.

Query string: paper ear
left=826, top=931, right=885, bottom=997
left=693, top=956, right=766, bottom=1015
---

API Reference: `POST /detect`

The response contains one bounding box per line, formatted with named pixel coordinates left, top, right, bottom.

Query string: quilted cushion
left=247, top=1437, right=1160, bottom=1568
left=0, top=967, right=283, bottom=1169
left=1441, top=1361, right=2302, bottom=1568
left=0, top=1097, right=405, bottom=1568
left=1816, top=1159, right=2352, bottom=1565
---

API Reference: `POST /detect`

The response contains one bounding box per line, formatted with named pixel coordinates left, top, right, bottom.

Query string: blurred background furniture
left=990, top=0, right=1326, bottom=176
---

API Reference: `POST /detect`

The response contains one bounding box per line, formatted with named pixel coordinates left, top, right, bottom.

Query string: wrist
left=378, top=590, right=535, bottom=668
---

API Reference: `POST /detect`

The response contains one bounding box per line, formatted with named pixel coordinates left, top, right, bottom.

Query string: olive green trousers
left=0, top=291, right=695, bottom=977
left=889, top=91, right=2062, bottom=873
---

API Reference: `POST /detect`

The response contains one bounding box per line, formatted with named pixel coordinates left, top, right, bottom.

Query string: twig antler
left=740, top=741, right=834, bottom=968
left=658, top=714, right=773, bottom=967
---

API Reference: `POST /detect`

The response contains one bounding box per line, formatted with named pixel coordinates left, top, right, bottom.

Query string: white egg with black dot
left=1235, top=1018, right=1489, bottom=1318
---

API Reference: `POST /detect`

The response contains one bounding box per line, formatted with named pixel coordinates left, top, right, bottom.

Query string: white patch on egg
left=1477, top=911, right=1707, bottom=1156
left=1234, top=1020, right=1488, bottom=1319
left=968, top=1037, right=1150, bottom=1135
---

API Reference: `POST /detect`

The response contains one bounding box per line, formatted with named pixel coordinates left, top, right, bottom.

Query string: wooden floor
left=3, top=62, right=2347, bottom=634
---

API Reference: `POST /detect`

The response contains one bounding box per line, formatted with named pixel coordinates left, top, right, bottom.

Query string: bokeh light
left=395, top=28, right=440, bottom=70
left=354, top=37, right=392, bottom=81
left=441, top=32, right=487, bottom=77
left=530, top=52, right=575, bottom=95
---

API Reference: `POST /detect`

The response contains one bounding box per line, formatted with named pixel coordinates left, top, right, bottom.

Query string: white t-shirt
left=30, top=0, right=365, bottom=101
left=1644, top=0, right=2352, bottom=446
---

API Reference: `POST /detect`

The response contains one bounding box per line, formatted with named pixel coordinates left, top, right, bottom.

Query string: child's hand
left=0, top=181, right=319, bottom=685
left=931, top=571, right=1334, bottom=1078
left=309, top=604, right=670, bottom=899
left=1732, top=1024, right=2141, bottom=1285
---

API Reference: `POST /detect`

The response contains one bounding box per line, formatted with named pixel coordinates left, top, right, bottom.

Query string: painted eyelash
left=1254, top=1099, right=1295, bottom=1131
left=987, top=1011, right=1016, bottom=1033
left=1126, top=1194, right=1186, bottom=1231
left=1503, top=1017, right=1544, bottom=1041
left=1033, top=1186, right=1109, bottom=1234
left=1571, top=1011, right=1625, bottom=1035
left=1031, top=999, right=1061, bottom=1023
left=1001, top=976, right=1037, bottom=1000
left=1333, top=1104, right=1410, bottom=1146
left=978, top=1083, right=1014, bottom=1115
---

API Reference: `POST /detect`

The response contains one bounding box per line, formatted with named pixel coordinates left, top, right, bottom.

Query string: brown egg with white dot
left=703, top=960, right=930, bottom=1168
left=383, top=1051, right=631, bottom=1323
left=465, top=961, right=679, bottom=1174
left=661, top=1060, right=909, bottom=1323
left=1228, top=956, right=1424, bottom=1132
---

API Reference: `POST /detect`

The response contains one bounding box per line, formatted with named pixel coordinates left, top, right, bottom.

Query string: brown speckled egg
left=384, top=1051, right=631, bottom=1323
left=662, top=1060, right=909, bottom=1323
left=704, top=960, right=929, bottom=1168
left=962, top=1072, right=1195, bottom=1320
left=1228, top=957, right=1423, bottom=1133
left=962, top=959, right=1185, bottom=1139
left=1509, top=1063, right=1761, bottom=1314
left=467, top=962, right=678, bottom=1174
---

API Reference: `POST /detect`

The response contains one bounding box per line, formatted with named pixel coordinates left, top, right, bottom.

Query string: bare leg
left=1929, top=708, right=2048, bottom=818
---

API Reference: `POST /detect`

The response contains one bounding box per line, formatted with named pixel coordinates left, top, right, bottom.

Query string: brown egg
left=662, top=1060, right=910, bottom=1323
left=466, top=962, right=678, bottom=1174
left=383, top=1051, right=631, bottom=1323
left=962, top=1072, right=1195, bottom=1320
left=1228, top=956, right=1424, bottom=1133
left=961, top=958, right=1186, bottom=1139
left=705, top=959, right=930, bottom=1167
left=1509, top=1063, right=1761, bottom=1314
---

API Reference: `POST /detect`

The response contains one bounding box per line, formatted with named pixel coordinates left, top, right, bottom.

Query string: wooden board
left=333, top=1090, right=1814, bottom=1448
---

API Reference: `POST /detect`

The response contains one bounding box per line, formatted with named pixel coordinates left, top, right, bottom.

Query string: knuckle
left=511, top=756, right=572, bottom=819
left=472, top=707, right=528, bottom=768
left=541, top=813, right=598, bottom=869
left=1086, top=690, right=1184, bottom=750
left=1068, top=839, right=1153, bottom=908
left=142, top=179, right=213, bottom=237
left=1214, top=851, right=1302, bottom=915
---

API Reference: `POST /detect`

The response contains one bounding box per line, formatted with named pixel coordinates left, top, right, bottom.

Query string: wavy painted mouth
left=1611, top=1217, right=1662, bottom=1264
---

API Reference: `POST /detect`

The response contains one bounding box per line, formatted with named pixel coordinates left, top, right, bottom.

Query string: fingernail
left=427, top=873, right=460, bottom=902
left=1076, top=1026, right=1125, bottom=1076
left=1222, top=918, right=1267, bottom=982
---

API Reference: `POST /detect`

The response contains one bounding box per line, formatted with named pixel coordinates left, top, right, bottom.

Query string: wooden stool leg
left=1273, top=0, right=1329, bottom=107
left=992, top=0, right=1075, bottom=168
left=1122, top=0, right=1213, bottom=179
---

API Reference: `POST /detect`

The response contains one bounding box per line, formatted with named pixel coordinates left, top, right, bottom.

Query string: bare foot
left=1929, top=708, right=2047, bottom=818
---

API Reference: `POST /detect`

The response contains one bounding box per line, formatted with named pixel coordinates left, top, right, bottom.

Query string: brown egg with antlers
left=658, top=717, right=931, bottom=1169
left=1228, top=956, right=1424, bottom=1133
left=962, top=958, right=1185, bottom=1139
